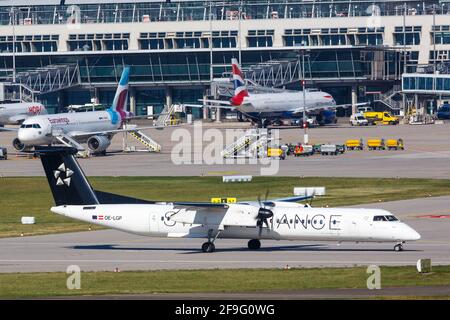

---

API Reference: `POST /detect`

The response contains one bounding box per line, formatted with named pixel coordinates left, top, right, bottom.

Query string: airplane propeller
left=256, top=190, right=274, bottom=238
left=308, top=190, right=316, bottom=207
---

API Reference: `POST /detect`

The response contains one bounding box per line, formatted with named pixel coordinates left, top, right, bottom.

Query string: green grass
left=1, top=176, right=450, bottom=238
left=1, top=266, right=450, bottom=298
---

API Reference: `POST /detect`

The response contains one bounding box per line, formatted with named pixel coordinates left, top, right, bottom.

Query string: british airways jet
left=202, top=59, right=364, bottom=127
left=7, top=67, right=159, bottom=154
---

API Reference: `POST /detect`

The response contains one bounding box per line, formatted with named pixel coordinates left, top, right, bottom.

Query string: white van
left=350, top=113, right=369, bottom=126
left=357, top=106, right=373, bottom=113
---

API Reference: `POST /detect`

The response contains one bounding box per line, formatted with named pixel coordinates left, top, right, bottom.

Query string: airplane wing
left=68, top=125, right=175, bottom=138
left=335, top=102, right=370, bottom=108
left=0, top=127, right=19, bottom=132
left=197, top=99, right=235, bottom=108
left=266, top=195, right=312, bottom=203
left=8, top=115, right=28, bottom=124
left=167, top=206, right=257, bottom=228
left=292, top=102, right=370, bottom=114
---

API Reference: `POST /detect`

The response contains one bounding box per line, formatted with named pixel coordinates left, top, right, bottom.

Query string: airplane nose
left=17, top=129, right=29, bottom=142
left=403, top=224, right=421, bottom=241
left=410, top=229, right=421, bottom=241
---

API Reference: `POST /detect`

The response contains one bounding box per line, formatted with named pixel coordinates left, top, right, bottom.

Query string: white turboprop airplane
left=199, top=59, right=367, bottom=127
left=36, top=146, right=421, bottom=253
left=2, top=67, right=162, bottom=154
left=0, top=102, right=47, bottom=126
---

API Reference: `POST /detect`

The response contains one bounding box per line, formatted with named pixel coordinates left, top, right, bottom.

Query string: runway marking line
left=416, top=215, right=450, bottom=219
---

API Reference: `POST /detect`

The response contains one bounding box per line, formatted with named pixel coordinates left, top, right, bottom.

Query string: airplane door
left=345, top=217, right=362, bottom=239
left=149, top=213, right=159, bottom=233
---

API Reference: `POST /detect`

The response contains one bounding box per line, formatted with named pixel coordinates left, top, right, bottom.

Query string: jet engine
left=12, top=138, right=31, bottom=152
left=87, top=135, right=111, bottom=153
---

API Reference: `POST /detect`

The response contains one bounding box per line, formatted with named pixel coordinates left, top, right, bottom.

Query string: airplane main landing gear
left=248, top=239, right=261, bottom=250
left=394, top=243, right=404, bottom=252
left=201, top=229, right=219, bottom=253
left=201, top=242, right=216, bottom=253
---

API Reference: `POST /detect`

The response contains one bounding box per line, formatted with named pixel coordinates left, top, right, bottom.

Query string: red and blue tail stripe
left=230, top=58, right=249, bottom=106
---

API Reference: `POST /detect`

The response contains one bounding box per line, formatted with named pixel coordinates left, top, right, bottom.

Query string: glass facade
left=394, top=26, right=421, bottom=45
left=0, top=34, right=59, bottom=53
left=433, top=25, right=450, bottom=44
left=0, top=1, right=446, bottom=26
left=403, top=74, right=450, bottom=92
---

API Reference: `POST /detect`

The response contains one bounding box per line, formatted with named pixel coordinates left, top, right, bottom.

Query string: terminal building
left=0, top=0, right=450, bottom=118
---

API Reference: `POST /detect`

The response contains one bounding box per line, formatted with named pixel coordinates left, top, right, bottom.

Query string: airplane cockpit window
left=385, top=215, right=399, bottom=221
left=21, top=124, right=41, bottom=129
left=374, top=215, right=399, bottom=222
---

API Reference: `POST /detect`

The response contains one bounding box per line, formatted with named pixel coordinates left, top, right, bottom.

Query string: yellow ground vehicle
left=345, top=139, right=364, bottom=151
left=367, top=139, right=385, bottom=150
left=268, top=148, right=286, bottom=160
left=387, top=139, right=405, bottom=150
left=364, top=112, right=399, bottom=125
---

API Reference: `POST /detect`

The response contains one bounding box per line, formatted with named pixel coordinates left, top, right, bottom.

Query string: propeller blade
left=257, top=194, right=262, bottom=208
left=309, top=190, right=316, bottom=207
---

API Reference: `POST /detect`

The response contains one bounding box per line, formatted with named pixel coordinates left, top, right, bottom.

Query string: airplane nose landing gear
left=248, top=239, right=261, bottom=250
left=394, top=243, right=404, bottom=252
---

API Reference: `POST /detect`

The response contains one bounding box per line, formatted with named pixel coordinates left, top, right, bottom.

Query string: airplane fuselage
left=18, top=110, right=121, bottom=146
left=0, top=102, right=47, bottom=125
left=235, top=91, right=337, bottom=124
left=52, top=203, right=420, bottom=243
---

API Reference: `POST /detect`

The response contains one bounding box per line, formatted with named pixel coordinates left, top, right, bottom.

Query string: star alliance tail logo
left=54, top=163, right=73, bottom=187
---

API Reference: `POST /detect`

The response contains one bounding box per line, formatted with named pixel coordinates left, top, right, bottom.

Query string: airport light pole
left=432, top=3, right=437, bottom=76
left=209, top=0, right=213, bottom=82
left=402, top=2, right=407, bottom=119
left=238, top=0, right=243, bottom=64
left=10, top=6, right=16, bottom=83
left=297, top=48, right=309, bottom=145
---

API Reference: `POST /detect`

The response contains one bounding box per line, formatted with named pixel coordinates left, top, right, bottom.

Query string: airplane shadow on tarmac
left=69, top=244, right=421, bottom=253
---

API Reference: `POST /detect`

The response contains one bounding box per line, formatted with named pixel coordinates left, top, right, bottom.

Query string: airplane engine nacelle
left=87, top=135, right=111, bottom=153
left=12, top=138, right=32, bottom=152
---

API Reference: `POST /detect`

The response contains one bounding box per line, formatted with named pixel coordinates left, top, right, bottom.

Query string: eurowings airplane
left=36, top=146, right=420, bottom=253
left=0, top=102, right=47, bottom=126
left=4, top=67, right=161, bottom=154
left=200, top=59, right=365, bottom=127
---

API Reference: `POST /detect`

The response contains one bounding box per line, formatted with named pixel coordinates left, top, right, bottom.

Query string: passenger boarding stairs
left=124, top=125, right=161, bottom=152
left=155, top=104, right=175, bottom=127
left=51, top=129, right=89, bottom=157
left=373, top=85, right=402, bottom=111
left=221, top=129, right=270, bottom=159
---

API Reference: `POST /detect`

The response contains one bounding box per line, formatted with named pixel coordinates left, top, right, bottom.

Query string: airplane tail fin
left=36, top=146, right=153, bottom=206
left=230, top=58, right=249, bottom=106
left=111, top=66, right=130, bottom=121
left=35, top=146, right=99, bottom=206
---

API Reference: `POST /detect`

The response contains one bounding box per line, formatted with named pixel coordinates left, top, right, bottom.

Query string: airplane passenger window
left=385, top=215, right=398, bottom=221
left=373, top=216, right=387, bottom=221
